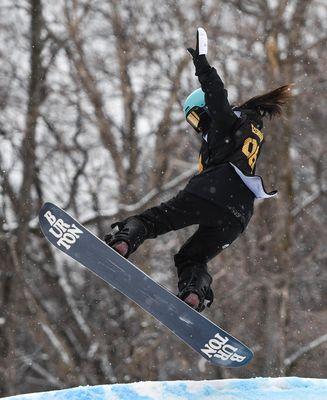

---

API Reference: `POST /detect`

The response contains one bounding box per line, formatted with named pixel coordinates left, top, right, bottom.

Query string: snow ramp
left=3, top=377, right=327, bottom=400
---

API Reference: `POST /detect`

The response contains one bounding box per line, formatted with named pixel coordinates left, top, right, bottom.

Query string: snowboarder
left=105, top=28, right=293, bottom=312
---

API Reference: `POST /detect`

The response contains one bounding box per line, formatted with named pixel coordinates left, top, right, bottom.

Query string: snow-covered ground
left=3, top=378, right=327, bottom=400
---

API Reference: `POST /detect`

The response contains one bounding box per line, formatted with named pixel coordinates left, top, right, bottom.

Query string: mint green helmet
left=183, top=88, right=205, bottom=117
left=183, top=88, right=210, bottom=132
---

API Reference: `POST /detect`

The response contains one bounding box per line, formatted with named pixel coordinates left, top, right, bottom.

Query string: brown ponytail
left=237, top=84, right=294, bottom=119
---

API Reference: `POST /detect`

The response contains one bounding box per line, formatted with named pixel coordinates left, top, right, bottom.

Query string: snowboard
left=39, top=202, right=253, bottom=367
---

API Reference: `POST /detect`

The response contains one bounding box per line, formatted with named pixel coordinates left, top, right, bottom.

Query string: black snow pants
left=135, top=190, right=246, bottom=276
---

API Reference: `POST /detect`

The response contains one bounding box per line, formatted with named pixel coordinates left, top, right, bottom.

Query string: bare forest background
left=0, top=0, right=326, bottom=396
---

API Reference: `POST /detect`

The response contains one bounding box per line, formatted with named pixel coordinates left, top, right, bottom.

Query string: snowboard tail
left=39, top=202, right=253, bottom=367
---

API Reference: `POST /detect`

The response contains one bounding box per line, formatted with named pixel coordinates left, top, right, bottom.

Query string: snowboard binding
left=104, top=217, right=148, bottom=258
left=177, top=266, right=214, bottom=313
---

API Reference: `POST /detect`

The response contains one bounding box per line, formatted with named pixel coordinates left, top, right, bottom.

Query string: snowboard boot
left=104, top=217, right=148, bottom=258
left=177, top=266, right=214, bottom=312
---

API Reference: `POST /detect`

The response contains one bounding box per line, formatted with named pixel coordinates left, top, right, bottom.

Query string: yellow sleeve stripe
left=198, top=154, right=204, bottom=173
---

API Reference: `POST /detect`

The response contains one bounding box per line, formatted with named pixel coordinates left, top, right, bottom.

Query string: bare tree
left=0, top=0, right=326, bottom=395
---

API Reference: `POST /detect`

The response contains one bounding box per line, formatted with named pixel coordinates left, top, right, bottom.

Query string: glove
left=187, top=27, right=211, bottom=76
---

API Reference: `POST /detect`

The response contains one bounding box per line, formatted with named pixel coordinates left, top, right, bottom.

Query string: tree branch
left=285, top=333, right=327, bottom=368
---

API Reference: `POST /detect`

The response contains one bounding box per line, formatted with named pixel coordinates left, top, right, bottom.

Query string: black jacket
left=196, top=67, right=264, bottom=175
left=184, top=63, right=264, bottom=228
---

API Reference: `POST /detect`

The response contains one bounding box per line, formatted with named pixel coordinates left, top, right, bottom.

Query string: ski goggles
left=186, top=107, right=209, bottom=132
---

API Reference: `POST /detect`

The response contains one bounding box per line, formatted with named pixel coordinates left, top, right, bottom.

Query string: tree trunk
left=260, top=110, right=293, bottom=376
left=17, top=0, right=43, bottom=260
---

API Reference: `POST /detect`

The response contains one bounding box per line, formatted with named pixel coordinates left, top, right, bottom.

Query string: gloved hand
left=187, top=27, right=211, bottom=76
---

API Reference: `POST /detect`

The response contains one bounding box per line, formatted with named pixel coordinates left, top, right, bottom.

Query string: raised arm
left=187, top=28, right=238, bottom=133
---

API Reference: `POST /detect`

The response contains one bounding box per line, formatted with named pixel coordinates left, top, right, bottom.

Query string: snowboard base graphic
left=39, top=202, right=253, bottom=367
